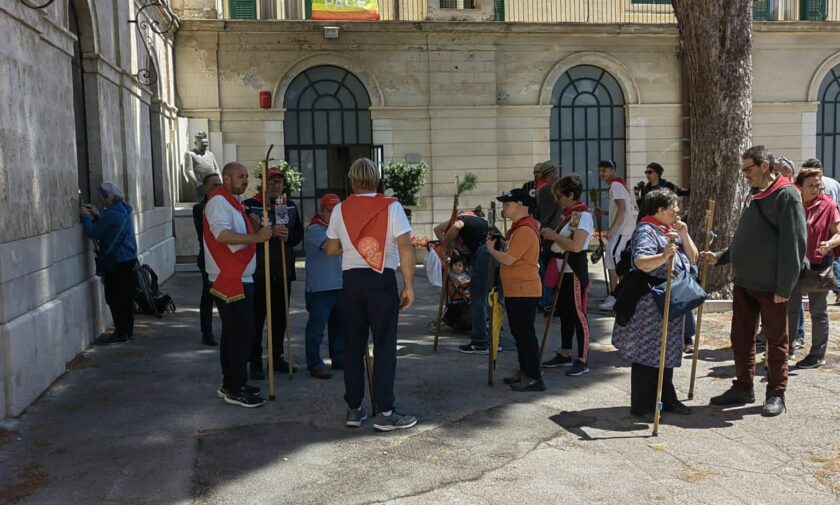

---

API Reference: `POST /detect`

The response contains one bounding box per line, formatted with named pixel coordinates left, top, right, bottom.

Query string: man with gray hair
left=325, top=158, right=417, bottom=432
left=701, top=145, right=806, bottom=417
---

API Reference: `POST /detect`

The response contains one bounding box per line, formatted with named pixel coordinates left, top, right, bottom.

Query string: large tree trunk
left=673, top=0, right=753, bottom=297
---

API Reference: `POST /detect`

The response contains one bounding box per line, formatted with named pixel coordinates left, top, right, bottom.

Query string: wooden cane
left=364, top=343, right=376, bottom=415
left=488, top=201, right=497, bottom=386
left=260, top=154, right=276, bottom=401
left=281, top=244, right=292, bottom=380
left=589, top=189, right=611, bottom=295
left=539, top=252, right=570, bottom=366
left=688, top=200, right=716, bottom=400
left=653, top=234, right=678, bottom=437
left=433, top=194, right=460, bottom=351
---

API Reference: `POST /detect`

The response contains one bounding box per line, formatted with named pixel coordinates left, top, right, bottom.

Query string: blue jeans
left=797, top=303, right=805, bottom=336
left=304, top=290, right=345, bottom=370
left=833, top=259, right=840, bottom=294
left=469, top=244, right=490, bottom=346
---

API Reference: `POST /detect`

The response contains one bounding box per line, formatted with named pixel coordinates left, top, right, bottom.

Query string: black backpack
left=134, top=263, right=175, bottom=317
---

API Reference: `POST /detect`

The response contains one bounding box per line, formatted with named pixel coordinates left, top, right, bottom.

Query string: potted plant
left=383, top=160, right=428, bottom=221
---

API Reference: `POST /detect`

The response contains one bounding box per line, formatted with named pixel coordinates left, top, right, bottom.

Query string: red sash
left=640, top=215, right=674, bottom=235
left=506, top=215, right=541, bottom=241
left=747, top=175, right=792, bottom=204
left=203, top=188, right=256, bottom=302
left=608, top=176, right=628, bottom=189
left=309, top=214, right=328, bottom=227
left=341, top=194, right=397, bottom=273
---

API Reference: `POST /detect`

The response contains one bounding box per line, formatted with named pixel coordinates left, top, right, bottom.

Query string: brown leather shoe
left=310, top=366, right=333, bottom=380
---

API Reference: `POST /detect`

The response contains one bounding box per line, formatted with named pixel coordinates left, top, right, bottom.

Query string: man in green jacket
left=701, top=145, right=806, bottom=417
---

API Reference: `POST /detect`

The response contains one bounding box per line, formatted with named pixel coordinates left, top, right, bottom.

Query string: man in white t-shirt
left=324, top=158, right=418, bottom=432
left=594, top=160, right=638, bottom=311
left=204, top=162, right=271, bottom=408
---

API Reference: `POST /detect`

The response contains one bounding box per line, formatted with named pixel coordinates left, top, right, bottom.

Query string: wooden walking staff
left=688, top=200, right=716, bottom=400
left=433, top=173, right=478, bottom=351
left=260, top=145, right=277, bottom=400
left=487, top=200, right=498, bottom=385
left=589, top=188, right=610, bottom=294
left=653, top=233, right=678, bottom=437
left=539, top=252, right=570, bottom=366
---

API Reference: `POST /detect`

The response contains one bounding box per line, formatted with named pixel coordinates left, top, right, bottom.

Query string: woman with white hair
left=80, top=181, right=138, bottom=345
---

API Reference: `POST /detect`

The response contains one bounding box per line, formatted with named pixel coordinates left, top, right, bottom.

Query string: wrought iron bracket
left=128, top=0, right=180, bottom=88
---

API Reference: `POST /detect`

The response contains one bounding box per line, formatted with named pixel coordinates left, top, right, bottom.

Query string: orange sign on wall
left=312, top=0, right=380, bottom=20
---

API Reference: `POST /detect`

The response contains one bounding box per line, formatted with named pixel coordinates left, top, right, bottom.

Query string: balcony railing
left=231, top=0, right=840, bottom=22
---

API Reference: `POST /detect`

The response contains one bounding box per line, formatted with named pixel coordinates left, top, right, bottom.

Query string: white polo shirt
left=203, top=194, right=256, bottom=283
left=326, top=193, right=412, bottom=271
left=608, top=181, right=638, bottom=236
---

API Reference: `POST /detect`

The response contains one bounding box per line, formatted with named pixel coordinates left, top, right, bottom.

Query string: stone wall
left=0, top=1, right=179, bottom=418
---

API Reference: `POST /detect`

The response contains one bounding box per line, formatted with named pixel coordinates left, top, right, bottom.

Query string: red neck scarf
left=749, top=175, right=792, bottom=202
left=608, top=176, right=628, bottom=189
left=341, top=194, right=397, bottom=273
left=506, top=215, right=541, bottom=241
left=309, top=214, right=328, bottom=227
left=803, top=193, right=840, bottom=263
left=203, top=188, right=256, bottom=302
left=640, top=216, right=674, bottom=235
left=535, top=178, right=549, bottom=191
left=557, top=201, right=590, bottom=231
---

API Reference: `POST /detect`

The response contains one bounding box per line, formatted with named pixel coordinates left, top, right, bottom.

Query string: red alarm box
left=259, top=91, right=271, bottom=109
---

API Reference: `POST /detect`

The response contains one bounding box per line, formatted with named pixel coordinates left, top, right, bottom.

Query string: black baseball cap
left=496, top=188, right=531, bottom=206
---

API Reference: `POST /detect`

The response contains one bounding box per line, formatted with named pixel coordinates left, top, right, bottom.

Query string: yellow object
left=488, top=288, right=502, bottom=361
left=312, top=0, right=380, bottom=20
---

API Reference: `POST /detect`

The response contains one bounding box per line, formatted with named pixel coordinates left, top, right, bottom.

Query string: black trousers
left=557, top=273, right=590, bottom=362
left=103, top=260, right=137, bottom=338
left=217, top=283, right=255, bottom=392
left=251, top=275, right=290, bottom=368
left=342, top=269, right=399, bottom=412
left=630, top=362, right=678, bottom=414
left=505, top=297, right=541, bottom=380
left=200, top=271, right=216, bottom=338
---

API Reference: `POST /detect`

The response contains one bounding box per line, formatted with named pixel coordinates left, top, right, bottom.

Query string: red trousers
left=730, top=286, right=789, bottom=397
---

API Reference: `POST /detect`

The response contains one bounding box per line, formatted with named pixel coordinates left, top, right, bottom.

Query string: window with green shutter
left=229, top=0, right=257, bottom=19
left=494, top=0, right=504, bottom=21
left=800, top=0, right=827, bottom=20
left=753, top=0, right=769, bottom=20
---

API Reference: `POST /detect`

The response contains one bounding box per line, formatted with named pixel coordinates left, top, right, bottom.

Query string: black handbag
left=650, top=257, right=707, bottom=321
left=798, top=257, right=835, bottom=293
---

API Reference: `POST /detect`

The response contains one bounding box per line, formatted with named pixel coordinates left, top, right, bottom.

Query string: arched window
left=69, top=1, right=91, bottom=203
left=284, top=65, right=375, bottom=221
left=818, top=65, right=840, bottom=178
left=550, top=65, right=626, bottom=205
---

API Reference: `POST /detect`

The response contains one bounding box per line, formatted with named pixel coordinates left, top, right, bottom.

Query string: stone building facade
left=0, top=0, right=180, bottom=419
left=173, top=18, right=840, bottom=241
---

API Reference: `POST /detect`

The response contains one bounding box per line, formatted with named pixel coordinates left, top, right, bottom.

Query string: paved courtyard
left=1, top=266, right=839, bottom=504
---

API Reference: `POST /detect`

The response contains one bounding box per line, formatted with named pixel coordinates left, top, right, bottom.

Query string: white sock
left=381, top=410, right=392, bottom=417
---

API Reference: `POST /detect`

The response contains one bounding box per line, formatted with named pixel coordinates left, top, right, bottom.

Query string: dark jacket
left=192, top=199, right=207, bottom=273
left=716, top=184, right=806, bottom=299
left=243, top=197, right=304, bottom=283
left=635, top=178, right=689, bottom=220
left=82, top=201, right=137, bottom=265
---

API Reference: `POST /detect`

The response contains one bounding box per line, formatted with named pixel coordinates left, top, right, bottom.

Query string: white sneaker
left=598, top=296, right=616, bottom=311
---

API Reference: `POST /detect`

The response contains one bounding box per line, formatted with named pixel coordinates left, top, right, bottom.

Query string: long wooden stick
left=688, top=200, right=716, bottom=400
left=260, top=155, right=276, bottom=401
left=364, top=343, right=376, bottom=415
left=539, top=252, right=570, bottom=366
left=488, top=201, right=497, bottom=386
left=653, top=234, right=678, bottom=437
left=281, top=244, right=292, bottom=380
left=433, top=193, right=460, bottom=351
left=589, top=189, right=610, bottom=294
